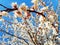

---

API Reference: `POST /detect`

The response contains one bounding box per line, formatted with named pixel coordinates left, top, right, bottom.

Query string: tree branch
left=27, top=31, right=36, bottom=45
left=0, top=28, right=29, bottom=45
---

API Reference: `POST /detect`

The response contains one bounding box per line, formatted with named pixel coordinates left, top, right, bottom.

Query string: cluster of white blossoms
left=47, top=10, right=58, bottom=23
left=0, top=0, right=60, bottom=45
left=12, top=2, right=30, bottom=20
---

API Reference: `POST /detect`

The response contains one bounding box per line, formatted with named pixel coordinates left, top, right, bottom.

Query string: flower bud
left=31, top=0, right=38, bottom=10
left=14, top=10, right=22, bottom=17
left=20, top=3, right=27, bottom=11
left=11, top=2, right=18, bottom=9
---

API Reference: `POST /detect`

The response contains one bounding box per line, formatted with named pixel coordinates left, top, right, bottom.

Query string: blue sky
left=0, top=0, right=58, bottom=11
left=0, top=0, right=32, bottom=10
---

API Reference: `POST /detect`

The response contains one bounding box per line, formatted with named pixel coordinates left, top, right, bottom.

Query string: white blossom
left=0, top=11, right=8, bottom=16
left=20, top=3, right=28, bottom=11
left=44, top=21, right=52, bottom=30
left=14, top=10, right=22, bottom=17
left=39, top=15, right=45, bottom=22
left=40, top=6, right=48, bottom=12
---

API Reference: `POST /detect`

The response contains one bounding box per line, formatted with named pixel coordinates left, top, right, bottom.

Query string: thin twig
left=0, top=8, right=17, bottom=12
left=27, top=31, right=36, bottom=45
left=0, top=4, right=9, bottom=9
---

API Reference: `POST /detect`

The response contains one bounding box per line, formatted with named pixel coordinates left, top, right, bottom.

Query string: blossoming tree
left=0, top=0, right=60, bottom=45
